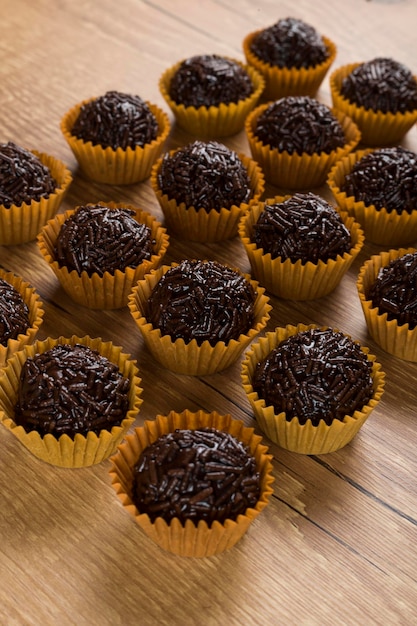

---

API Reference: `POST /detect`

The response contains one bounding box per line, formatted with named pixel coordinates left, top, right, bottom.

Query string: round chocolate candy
left=0, top=278, right=30, bottom=346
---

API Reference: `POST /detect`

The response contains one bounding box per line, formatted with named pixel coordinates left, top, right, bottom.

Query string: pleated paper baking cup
left=241, top=323, right=385, bottom=455
left=245, top=104, right=360, bottom=189
left=238, top=196, right=364, bottom=300
left=357, top=247, right=417, bottom=361
left=0, top=151, right=72, bottom=245
left=242, top=31, right=336, bottom=100
left=0, top=269, right=44, bottom=367
left=37, top=201, right=169, bottom=310
left=128, top=263, right=271, bottom=375
left=329, top=63, right=417, bottom=147
left=327, top=150, right=417, bottom=246
left=150, top=152, right=265, bottom=242
left=0, top=335, right=143, bottom=467
left=109, top=409, right=274, bottom=557
left=158, top=59, right=265, bottom=138
left=60, top=99, right=170, bottom=184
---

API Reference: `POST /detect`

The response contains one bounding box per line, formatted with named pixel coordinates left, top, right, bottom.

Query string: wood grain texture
left=0, top=0, right=416, bottom=624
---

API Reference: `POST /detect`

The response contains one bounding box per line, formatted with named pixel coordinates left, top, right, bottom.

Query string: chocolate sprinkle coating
left=54, top=205, right=155, bottom=276
left=252, top=328, right=373, bottom=426
left=132, top=427, right=260, bottom=524
left=158, top=140, right=252, bottom=212
left=250, top=17, right=328, bottom=69
left=342, top=147, right=417, bottom=214
left=255, top=97, right=345, bottom=155
left=368, top=252, right=417, bottom=329
left=14, top=343, right=130, bottom=438
left=71, top=90, right=158, bottom=150
left=0, top=142, right=57, bottom=208
left=340, top=57, right=417, bottom=114
left=147, top=260, right=256, bottom=346
left=169, top=54, right=253, bottom=108
left=0, top=278, right=30, bottom=346
left=252, top=192, right=351, bottom=263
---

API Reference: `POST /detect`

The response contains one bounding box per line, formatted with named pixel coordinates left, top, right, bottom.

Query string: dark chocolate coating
left=0, top=142, right=56, bottom=208
left=169, top=54, right=253, bottom=108
left=71, top=90, right=158, bottom=150
left=132, top=427, right=260, bottom=524
left=252, top=192, right=351, bottom=263
left=340, top=57, right=417, bottom=114
left=368, top=252, right=417, bottom=329
left=255, top=97, right=345, bottom=155
left=54, top=204, right=155, bottom=276
left=252, top=328, right=373, bottom=426
left=0, top=278, right=30, bottom=346
left=14, top=343, right=130, bottom=438
left=158, top=140, right=252, bottom=212
left=147, top=260, right=256, bottom=345
left=342, top=147, right=417, bottom=214
left=250, top=17, right=328, bottom=69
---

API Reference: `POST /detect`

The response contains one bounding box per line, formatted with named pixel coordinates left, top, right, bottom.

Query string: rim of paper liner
left=109, top=409, right=274, bottom=557
left=242, top=31, right=337, bottom=100
left=357, top=247, right=417, bottom=361
left=37, top=201, right=169, bottom=310
left=327, top=149, right=417, bottom=246
left=158, top=58, right=265, bottom=138
left=329, top=63, right=417, bottom=146
left=150, top=152, right=265, bottom=242
left=245, top=104, right=360, bottom=189
left=0, top=335, right=143, bottom=468
left=0, top=269, right=44, bottom=367
left=60, top=98, right=170, bottom=184
left=0, top=150, right=72, bottom=245
left=241, top=323, right=385, bottom=455
left=238, top=196, right=364, bottom=300
left=128, top=263, right=271, bottom=375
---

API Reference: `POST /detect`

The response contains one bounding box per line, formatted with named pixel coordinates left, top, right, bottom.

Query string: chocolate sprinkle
left=0, top=142, right=57, bottom=208
left=132, top=427, right=260, bottom=524
left=14, top=343, right=130, bottom=438
left=71, top=90, right=158, bottom=150
left=252, top=192, right=351, bottom=263
left=147, top=260, right=256, bottom=346
left=169, top=54, right=253, bottom=108
left=54, top=204, right=155, bottom=276
left=252, top=328, right=373, bottom=426
left=340, top=57, right=417, bottom=114
left=0, top=278, right=30, bottom=346
left=158, top=140, right=252, bottom=212
left=342, top=147, right=417, bottom=214
left=255, top=97, right=345, bottom=155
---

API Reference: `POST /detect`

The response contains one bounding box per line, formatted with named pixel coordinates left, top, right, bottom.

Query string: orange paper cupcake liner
left=109, top=409, right=274, bottom=557
left=241, top=323, right=385, bottom=455
left=37, top=201, right=169, bottom=309
left=60, top=99, right=170, bottom=184
left=0, top=335, right=143, bottom=467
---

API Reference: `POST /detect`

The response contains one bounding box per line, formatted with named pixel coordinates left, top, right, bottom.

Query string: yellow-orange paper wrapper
left=238, top=195, right=364, bottom=300
left=128, top=262, right=271, bottom=375
left=357, top=247, right=417, bottom=361
left=241, top=323, right=385, bottom=455
left=242, top=31, right=336, bottom=100
left=327, top=149, right=417, bottom=246
left=0, top=151, right=72, bottom=245
left=150, top=152, right=265, bottom=242
left=0, top=335, right=143, bottom=467
left=329, top=63, right=417, bottom=147
left=60, top=98, right=170, bottom=184
left=0, top=269, right=44, bottom=367
left=109, top=409, right=274, bottom=557
left=245, top=104, right=360, bottom=189
left=37, top=201, right=169, bottom=310
left=159, top=58, right=265, bottom=138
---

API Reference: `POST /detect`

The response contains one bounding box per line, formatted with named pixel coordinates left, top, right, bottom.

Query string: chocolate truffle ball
left=0, top=278, right=30, bottom=346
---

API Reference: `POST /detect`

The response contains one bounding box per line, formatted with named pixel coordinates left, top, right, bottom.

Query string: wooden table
left=0, top=0, right=416, bottom=624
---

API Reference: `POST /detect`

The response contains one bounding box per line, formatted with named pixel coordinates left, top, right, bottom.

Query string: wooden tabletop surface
left=1, top=0, right=417, bottom=624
